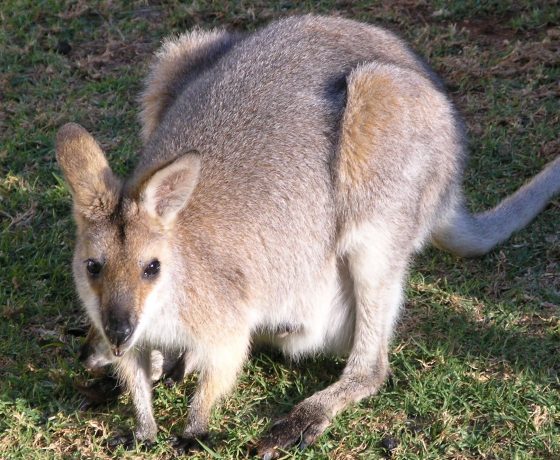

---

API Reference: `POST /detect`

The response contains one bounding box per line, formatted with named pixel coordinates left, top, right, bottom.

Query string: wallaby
left=56, top=15, right=560, bottom=458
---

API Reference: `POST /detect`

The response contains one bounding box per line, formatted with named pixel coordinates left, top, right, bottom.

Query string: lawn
left=1, top=1, right=559, bottom=459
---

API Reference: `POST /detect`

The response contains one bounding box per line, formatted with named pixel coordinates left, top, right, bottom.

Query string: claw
left=170, top=433, right=208, bottom=454
left=256, top=402, right=330, bottom=457
left=298, top=439, right=310, bottom=451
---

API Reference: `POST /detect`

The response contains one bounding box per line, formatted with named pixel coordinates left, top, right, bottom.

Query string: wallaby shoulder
left=140, top=28, right=244, bottom=142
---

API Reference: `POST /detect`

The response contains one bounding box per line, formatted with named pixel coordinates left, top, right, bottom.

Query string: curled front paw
left=74, top=374, right=123, bottom=410
left=256, top=403, right=330, bottom=459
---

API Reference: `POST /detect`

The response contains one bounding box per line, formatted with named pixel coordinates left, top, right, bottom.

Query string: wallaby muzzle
left=102, top=305, right=137, bottom=356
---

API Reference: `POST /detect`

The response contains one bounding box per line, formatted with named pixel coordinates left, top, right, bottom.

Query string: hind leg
left=257, top=221, right=413, bottom=458
left=258, top=60, right=452, bottom=457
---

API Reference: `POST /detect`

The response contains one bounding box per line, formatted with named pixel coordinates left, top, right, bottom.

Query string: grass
left=1, top=0, right=559, bottom=458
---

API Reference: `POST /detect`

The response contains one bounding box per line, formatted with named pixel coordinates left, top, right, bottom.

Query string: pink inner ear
left=154, top=170, right=194, bottom=217
left=144, top=156, right=200, bottom=221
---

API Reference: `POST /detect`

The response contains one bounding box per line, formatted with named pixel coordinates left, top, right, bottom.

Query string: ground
left=0, top=1, right=559, bottom=459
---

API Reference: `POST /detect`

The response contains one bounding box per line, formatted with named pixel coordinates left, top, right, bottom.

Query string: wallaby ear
left=56, top=123, right=121, bottom=220
left=140, top=153, right=201, bottom=224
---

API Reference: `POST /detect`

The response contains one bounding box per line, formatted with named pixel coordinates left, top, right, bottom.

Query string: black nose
left=104, top=308, right=134, bottom=348
left=105, top=323, right=132, bottom=347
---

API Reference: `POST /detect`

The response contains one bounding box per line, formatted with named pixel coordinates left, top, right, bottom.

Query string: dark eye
left=86, top=259, right=102, bottom=277
left=143, top=260, right=160, bottom=279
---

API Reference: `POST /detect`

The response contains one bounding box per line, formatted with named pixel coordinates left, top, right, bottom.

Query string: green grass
left=1, top=1, right=559, bottom=458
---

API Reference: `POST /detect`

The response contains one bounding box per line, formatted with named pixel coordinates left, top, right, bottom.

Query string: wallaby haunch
left=56, top=15, right=560, bottom=458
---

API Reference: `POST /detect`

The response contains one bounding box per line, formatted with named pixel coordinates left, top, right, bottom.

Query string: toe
left=256, top=402, right=331, bottom=457
left=299, top=417, right=330, bottom=450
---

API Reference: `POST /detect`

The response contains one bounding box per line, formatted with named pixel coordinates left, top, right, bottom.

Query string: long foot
left=256, top=402, right=330, bottom=459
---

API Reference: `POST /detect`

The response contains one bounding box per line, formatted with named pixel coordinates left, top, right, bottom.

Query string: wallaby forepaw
left=256, top=403, right=330, bottom=458
left=170, top=433, right=208, bottom=454
left=74, top=375, right=123, bottom=411
left=107, top=432, right=154, bottom=451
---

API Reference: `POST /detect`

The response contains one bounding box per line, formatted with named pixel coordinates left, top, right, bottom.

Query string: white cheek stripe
left=128, top=271, right=173, bottom=349
left=75, top=276, right=104, bottom=333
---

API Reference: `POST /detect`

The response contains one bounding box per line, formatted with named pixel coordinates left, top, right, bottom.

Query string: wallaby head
left=56, top=123, right=200, bottom=357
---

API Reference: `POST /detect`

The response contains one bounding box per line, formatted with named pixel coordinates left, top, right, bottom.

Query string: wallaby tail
left=432, top=156, right=560, bottom=257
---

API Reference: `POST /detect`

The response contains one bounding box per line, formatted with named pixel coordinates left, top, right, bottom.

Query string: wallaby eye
left=86, top=259, right=102, bottom=277
left=143, top=260, right=160, bottom=279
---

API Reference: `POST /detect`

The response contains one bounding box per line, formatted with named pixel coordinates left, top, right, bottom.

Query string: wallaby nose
left=105, top=322, right=132, bottom=347
left=103, top=307, right=135, bottom=349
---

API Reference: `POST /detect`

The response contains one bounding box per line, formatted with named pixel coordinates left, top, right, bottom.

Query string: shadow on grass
left=407, top=250, right=557, bottom=376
